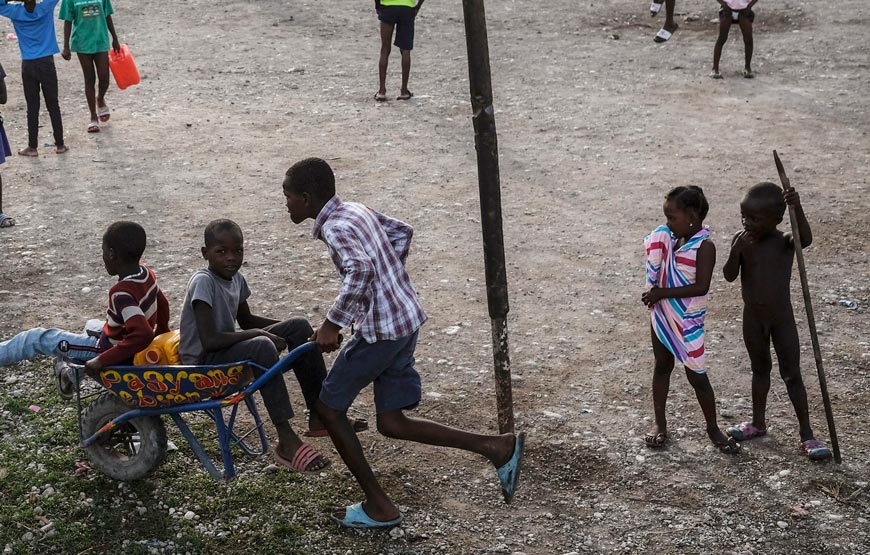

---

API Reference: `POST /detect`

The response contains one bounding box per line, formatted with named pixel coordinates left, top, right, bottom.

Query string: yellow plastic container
left=134, top=330, right=182, bottom=366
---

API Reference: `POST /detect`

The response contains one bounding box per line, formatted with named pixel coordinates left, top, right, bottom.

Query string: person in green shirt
left=374, top=0, right=424, bottom=101
left=59, top=0, right=120, bottom=133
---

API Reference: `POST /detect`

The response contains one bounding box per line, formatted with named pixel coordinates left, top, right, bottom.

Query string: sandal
left=98, top=105, right=111, bottom=122
left=800, top=439, right=832, bottom=461
left=54, top=358, right=75, bottom=401
left=273, top=443, right=330, bottom=473
left=645, top=431, right=669, bottom=448
left=397, top=91, right=414, bottom=101
left=653, top=25, right=678, bottom=43
left=374, top=92, right=387, bottom=102
left=742, top=68, right=755, bottom=79
left=0, top=213, right=15, bottom=228
left=727, top=422, right=766, bottom=442
left=649, top=1, right=662, bottom=16
left=714, top=437, right=742, bottom=455
left=87, top=121, right=100, bottom=133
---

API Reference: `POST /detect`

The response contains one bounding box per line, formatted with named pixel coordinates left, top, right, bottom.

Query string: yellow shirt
left=380, top=0, right=416, bottom=7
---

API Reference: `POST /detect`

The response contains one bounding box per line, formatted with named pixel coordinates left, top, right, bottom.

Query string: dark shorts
left=320, top=330, right=422, bottom=414
left=378, top=5, right=416, bottom=51
left=720, top=7, right=755, bottom=23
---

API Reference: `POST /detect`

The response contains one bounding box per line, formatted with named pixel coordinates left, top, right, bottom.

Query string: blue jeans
left=0, top=321, right=102, bottom=367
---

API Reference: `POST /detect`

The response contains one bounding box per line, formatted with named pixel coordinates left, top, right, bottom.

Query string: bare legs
left=713, top=11, right=754, bottom=76
left=77, top=52, right=110, bottom=126
left=649, top=327, right=734, bottom=449
left=377, top=22, right=393, bottom=98
left=317, top=400, right=515, bottom=522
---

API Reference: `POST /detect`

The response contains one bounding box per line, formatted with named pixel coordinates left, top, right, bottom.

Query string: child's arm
left=785, top=189, right=812, bottom=248
left=415, top=0, right=425, bottom=13
left=236, top=300, right=279, bottom=330
left=155, top=289, right=171, bottom=335
left=192, top=301, right=286, bottom=353
left=747, top=0, right=758, bottom=9
left=722, top=231, right=750, bottom=282
left=642, top=241, right=716, bottom=306
left=377, top=211, right=414, bottom=264
left=61, top=21, right=72, bottom=60
left=105, top=14, right=120, bottom=53
left=88, top=295, right=156, bottom=371
left=314, top=227, right=376, bottom=352
left=0, top=74, right=6, bottom=105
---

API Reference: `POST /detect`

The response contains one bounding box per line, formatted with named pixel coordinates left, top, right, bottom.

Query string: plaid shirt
left=313, top=196, right=427, bottom=342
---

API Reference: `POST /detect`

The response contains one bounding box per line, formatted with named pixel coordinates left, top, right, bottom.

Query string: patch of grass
left=0, top=366, right=362, bottom=554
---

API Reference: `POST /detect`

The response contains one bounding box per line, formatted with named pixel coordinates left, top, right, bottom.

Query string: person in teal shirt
left=59, top=0, right=120, bottom=133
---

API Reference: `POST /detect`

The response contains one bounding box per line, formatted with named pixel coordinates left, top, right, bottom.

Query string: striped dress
left=644, top=224, right=710, bottom=373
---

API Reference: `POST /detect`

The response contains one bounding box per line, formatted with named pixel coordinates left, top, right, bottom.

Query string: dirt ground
left=1, top=0, right=869, bottom=553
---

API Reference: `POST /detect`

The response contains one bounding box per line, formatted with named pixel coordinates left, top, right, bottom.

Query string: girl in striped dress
left=642, top=186, right=740, bottom=454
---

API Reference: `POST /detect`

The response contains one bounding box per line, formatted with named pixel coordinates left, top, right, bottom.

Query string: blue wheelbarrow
left=65, top=342, right=318, bottom=481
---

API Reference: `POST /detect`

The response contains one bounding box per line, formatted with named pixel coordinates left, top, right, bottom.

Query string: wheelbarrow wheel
left=82, top=392, right=167, bottom=481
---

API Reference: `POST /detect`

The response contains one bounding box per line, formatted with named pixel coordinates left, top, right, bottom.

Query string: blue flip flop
left=331, top=502, right=403, bottom=529
left=496, top=431, right=526, bottom=503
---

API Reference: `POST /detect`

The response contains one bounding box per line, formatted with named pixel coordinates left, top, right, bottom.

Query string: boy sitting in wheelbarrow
left=0, top=221, right=170, bottom=395
left=178, top=219, right=367, bottom=473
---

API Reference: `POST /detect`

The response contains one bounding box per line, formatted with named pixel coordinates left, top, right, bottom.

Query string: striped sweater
left=98, top=265, right=170, bottom=365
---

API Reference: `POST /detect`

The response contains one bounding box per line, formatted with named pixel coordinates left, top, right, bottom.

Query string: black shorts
left=720, top=7, right=755, bottom=23
left=378, top=5, right=416, bottom=50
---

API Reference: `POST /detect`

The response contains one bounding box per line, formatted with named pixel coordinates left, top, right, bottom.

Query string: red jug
left=108, top=44, right=140, bottom=90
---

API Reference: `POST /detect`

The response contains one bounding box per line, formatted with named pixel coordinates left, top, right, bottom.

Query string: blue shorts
left=378, top=5, right=416, bottom=51
left=320, top=330, right=422, bottom=414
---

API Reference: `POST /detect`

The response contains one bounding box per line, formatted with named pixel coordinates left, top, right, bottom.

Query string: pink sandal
left=273, top=443, right=330, bottom=473
left=726, top=422, right=767, bottom=441
left=800, top=439, right=832, bottom=461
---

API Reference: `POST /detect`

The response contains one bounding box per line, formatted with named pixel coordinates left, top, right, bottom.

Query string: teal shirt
left=59, top=0, right=113, bottom=54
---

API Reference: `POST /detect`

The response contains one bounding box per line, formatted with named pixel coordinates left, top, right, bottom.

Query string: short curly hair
left=743, top=182, right=786, bottom=218
left=283, top=157, right=335, bottom=202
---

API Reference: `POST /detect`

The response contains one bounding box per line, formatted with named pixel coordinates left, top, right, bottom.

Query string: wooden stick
left=461, top=0, right=515, bottom=434
left=773, top=150, right=841, bottom=463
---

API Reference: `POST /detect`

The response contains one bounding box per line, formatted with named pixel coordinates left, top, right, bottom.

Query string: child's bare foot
left=645, top=428, right=669, bottom=448
left=708, top=426, right=741, bottom=454
left=489, top=433, right=518, bottom=468
left=18, top=147, right=38, bottom=157
left=56, top=145, right=69, bottom=154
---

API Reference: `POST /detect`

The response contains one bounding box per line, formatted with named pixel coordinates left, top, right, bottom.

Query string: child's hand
left=312, top=320, right=342, bottom=353
left=84, top=356, right=103, bottom=377
left=642, top=287, right=665, bottom=307
left=731, top=230, right=754, bottom=250
left=112, top=38, right=121, bottom=54
left=784, top=188, right=801, bottom=208
left=260, top=331, right=287, bottom=352
left=61, top=48, right=71, bottom=61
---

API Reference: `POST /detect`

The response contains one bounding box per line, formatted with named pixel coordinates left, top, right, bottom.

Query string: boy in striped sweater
left=0, top=221, right=170, bottom=398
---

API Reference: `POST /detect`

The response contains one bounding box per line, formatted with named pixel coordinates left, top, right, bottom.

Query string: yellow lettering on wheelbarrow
left=166, top=370, right=189, bottom=395
left=123, top=373, right=146, bottom=392
left=226, top=365, right=246, bottom=385
left=143, top=370, right=169, bottom=394
left=99, top=369, right=122, bottom=390
left=136, top=389, right=158, bottom=408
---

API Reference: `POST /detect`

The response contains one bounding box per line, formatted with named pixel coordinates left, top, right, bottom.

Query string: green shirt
left=59, top=0, right=114, bottom=54
left=380, top=0, right=416, bottom=7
